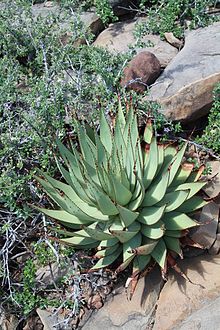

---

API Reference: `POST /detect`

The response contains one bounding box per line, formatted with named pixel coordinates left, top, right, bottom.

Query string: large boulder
left=120, top=51, right=161, bottom=92
left=148, top=22, right=220, bottom=123
left=32, top=3, right=104, bottom=38
left=93, top=18, right=178, bottom=67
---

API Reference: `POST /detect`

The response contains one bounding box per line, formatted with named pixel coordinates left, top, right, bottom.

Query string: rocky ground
left=81, top=254, right=220, bottom=330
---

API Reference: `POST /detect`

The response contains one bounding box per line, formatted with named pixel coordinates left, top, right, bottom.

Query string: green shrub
left=0, top=1, right=128, bottom=216
left=136, top=0, right=219, bottom=38
left=196, top=84, right=220, bottom=154
left=94, top=0, right=117, bottom=25
left=14, top=260, right=45, bottom=316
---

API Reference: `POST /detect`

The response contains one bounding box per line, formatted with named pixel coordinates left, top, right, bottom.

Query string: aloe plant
left=34, top=101, right=207, bottom=292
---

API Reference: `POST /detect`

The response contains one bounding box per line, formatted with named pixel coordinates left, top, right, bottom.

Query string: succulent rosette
left=35, top=102, right=207, bottom=283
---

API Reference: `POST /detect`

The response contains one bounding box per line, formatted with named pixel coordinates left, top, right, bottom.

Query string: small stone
left=0, top=312, right=19, bottom=330
left=43, top=1, right=54, bottom=8
left=164, top=32, right=183, bottom=49
left=87, top=294, right=103, bottom=310
left=120, top=51, right=161, bottom=92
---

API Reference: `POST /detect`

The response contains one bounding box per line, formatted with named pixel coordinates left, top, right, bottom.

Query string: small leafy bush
left=94, top=0, right=117, bottom=25
left=14, top=260, right=45, bottom=316
left=57, top=0, right=117, bottom=24
left=196, top=83, right=220, bottom=154
left=35, top=101, right=207, bottom=296
left=136, top=0, right=219, bottom=38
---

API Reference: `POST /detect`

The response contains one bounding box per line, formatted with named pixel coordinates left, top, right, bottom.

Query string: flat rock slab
left=153, top=253, right=220, bottom=330
left=175, top=296, right=220, bottom=330
left=93, top=18, right=178, bottom=67
left=81, top=268, right=163, bottom=330
left=148, top=22, right=220, bottom=122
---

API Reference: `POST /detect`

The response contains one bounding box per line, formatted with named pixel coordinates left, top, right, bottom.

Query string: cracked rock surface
left=148, top=22, right=220, bottom=122
left=80, top=268, right=163, bottom=330
left=154, top=253, right=220, bottom=330
left=81, top=254, right=220, bottom=330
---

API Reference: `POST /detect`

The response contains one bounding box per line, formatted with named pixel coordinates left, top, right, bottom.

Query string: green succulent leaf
left=162, top=212, right=198, bottom=230
left=133, top=254, right=151, bottom=273
left=61, top=236, right=98, bottom=246
left=56, top=139, right=84, bottom=182
left=187, top=165, right=205, bottom=182
left=86, top=180, right=119, bottom=216
left=132, top=238, right=158, bottom=255
left=79, top=224, right=113, bottom=241
left=170, top=163, right=194, bottom=186
left=98, top=237, right=119, bottom=248
left=141, top=222, right=165, bottom=239
left=110, top=222, right=141, bottom=243
left=159, top=190, right=189, bottom=212
left=33, top=207, right=92, bottom=227
left=94, top=132, right=108, bottom=167
left=164, top=236, right=182, bottom=256
left=144, top=119, right=153, bottom=144
left=100, top=110, right=113, bottom=154
left=123, top=232, right=142, bottom=262
left=143, top=137, right=158, bottom=188
left=173, top=182, right=207, bottom=199
left=176, top=196, right=208, bottom=213
left=117, top=204, right=139, bottom=227
left=142, top=171, right=169, bottom=206
left=168, top=143, right=188, bottom=186
left=165, top=230, right=185, bottom=238
left=35, top=176, right=104, bottom=222
left=92, top=246, right=122, bottom=269
left=151, top=239, right=167, bottom=269
left=156, top=144, right=165, bottom=175
left=111, top=175, right=132, bottom=205
left=138, top=205, right=166, bottom=225
left=161, top=145, right=177, bottom=173
left=75, top=121, right=96, bottom=168
left=128, top=172, right=145, bottom=210
left=95, top=243, right=120, bottom=258
left=116, top=255, right=135, bottom=273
